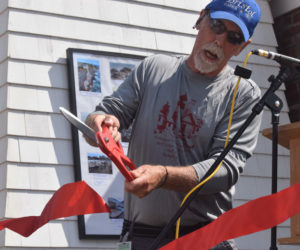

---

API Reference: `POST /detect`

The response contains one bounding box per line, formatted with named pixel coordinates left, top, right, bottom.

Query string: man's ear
left=234, top=39, right=252, bottom=56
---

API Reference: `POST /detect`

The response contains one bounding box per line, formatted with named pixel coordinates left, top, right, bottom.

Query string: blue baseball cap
left=205, top=0, right=261, bottom=41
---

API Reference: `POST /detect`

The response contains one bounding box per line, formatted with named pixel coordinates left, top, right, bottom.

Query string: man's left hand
left=124, top=165, right=167, bottom=198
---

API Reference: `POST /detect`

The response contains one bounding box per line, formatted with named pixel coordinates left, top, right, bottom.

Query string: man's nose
left=215, top=32, right=227, bottom=47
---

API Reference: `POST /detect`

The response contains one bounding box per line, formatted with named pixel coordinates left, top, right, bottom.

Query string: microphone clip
left=234, top=65, right=252, bottom=79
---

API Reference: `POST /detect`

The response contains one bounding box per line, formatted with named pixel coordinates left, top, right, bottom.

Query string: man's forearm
left=125, top=165, right=199, bottom=198
left=163, top=166, right=199, bottom=193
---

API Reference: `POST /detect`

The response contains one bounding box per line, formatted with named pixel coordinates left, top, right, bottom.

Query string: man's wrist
left=157, top=166, right=168, bottom=188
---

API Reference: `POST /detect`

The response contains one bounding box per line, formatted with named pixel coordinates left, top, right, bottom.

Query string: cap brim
left=210, top=11, right=250, bottom=41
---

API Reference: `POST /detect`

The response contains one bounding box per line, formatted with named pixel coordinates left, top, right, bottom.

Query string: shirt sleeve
left=193, top=79, right=262, bottom=194
left=89, top=58, right=147, bottom=130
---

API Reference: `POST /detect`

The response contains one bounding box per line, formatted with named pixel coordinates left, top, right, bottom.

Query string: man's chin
left=194, top=55, right=216, bottom=70
left=194, top=63, right=218, bottom=74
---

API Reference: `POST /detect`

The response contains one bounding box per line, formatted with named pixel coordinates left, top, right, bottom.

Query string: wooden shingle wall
left=0, top=0, right=296, bottom=249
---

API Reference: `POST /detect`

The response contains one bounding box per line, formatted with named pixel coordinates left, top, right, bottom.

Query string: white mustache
left=203, top=42, right=224, bottom=60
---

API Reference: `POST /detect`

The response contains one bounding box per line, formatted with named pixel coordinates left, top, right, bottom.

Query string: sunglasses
left=209, top=18, right=244, bottom=45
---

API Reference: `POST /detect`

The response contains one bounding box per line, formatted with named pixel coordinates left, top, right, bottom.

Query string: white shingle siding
left=0, top=85, right=7, bottom=113
left=0, top=0, right=294, bottom=249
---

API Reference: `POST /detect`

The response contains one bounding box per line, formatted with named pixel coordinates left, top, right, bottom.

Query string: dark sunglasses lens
left=228, top=32, right=244, bottom=44
left=210, top=19, right=226, bottom=34
left=210, top=18, right=244, bottom=45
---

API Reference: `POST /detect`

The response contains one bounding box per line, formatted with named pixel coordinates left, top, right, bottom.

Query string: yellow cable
left=175, top=51, right=253, bottom=239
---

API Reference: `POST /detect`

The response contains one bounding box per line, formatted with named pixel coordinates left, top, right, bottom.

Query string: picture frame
left=66, top=48, right=144, bottom=238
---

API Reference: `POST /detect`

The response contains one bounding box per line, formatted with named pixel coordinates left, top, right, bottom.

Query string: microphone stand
left=269, top=108, right=280, bottom=250
left=149, top=65, right=292, bottom=250
left=264, top=75, right=284, bottom=250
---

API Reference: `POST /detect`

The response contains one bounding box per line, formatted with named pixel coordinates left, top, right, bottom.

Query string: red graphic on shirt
left=155, top=94, right=203, bottom=148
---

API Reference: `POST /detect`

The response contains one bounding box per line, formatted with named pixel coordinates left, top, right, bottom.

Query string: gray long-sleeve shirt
left=92, top=54, right=262, bottom=226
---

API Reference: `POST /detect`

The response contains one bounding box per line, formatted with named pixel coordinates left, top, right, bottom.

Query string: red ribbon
left=161, top=181, right=300, bottom=250
left=0, top=181, right=110, bottom=237
left=2, top=179, right=300, bottom=246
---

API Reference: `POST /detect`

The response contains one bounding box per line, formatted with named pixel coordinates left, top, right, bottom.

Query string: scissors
left=59, top=107, right=136, bottom=182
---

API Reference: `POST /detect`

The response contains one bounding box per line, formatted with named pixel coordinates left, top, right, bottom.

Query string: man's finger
left=82, top=134, right=97, bottom=147
left=103, top=117, right=114, bottom=126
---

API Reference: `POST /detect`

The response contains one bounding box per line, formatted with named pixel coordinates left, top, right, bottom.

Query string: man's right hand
left=85, top=113, right=121, bottom=147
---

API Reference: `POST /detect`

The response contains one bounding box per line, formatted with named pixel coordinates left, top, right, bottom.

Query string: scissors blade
left=59, top=107, right=97, bottom=144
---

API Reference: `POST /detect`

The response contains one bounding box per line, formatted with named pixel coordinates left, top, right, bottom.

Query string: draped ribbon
left=0, top=181, right=110, bottom=237
left=2, top=179, right=300, bottom=247
left=161, top=181, right=300, bottom=250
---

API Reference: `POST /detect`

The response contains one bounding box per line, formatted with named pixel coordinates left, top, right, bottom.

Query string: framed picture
left=66, top=48, right=144, bottom=238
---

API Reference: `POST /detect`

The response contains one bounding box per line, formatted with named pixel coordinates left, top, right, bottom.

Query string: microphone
left=252, top=49, right=300, bottom=70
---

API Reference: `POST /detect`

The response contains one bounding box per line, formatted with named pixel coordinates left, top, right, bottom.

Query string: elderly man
left=86, top=0, right=262, bottom=249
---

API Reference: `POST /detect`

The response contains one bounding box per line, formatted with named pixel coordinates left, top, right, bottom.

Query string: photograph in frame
left=66, top=48, right=144, bottom=238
